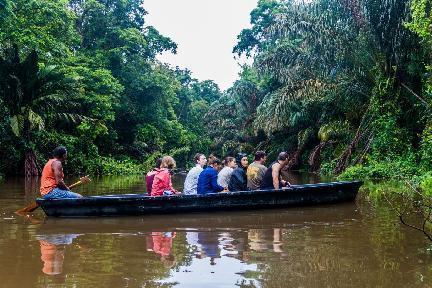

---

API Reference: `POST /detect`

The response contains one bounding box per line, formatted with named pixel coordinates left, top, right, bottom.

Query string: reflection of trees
left=77, top=175, right=146, bottom=195
left=245, top=205, right=432, bottom=287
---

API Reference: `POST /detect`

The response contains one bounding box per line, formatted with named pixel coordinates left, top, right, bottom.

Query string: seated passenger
left=183, top=153, right=207, bottom=195
left=260, top=152, right=291, bottom=190
left=197, top=158, right=224, bottom=194
left=146, top=158, right=162, bottom=193
left=228, top=153, right=249, bottom=192
left=247, top=151, right=267, bottom=190
left=151, top=156, right=179, bottom=196
left=217, top=156, right=236, bottom=188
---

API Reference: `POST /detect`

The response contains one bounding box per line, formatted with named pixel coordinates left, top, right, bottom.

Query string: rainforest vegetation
left=0, top=0, right=431, bottom=187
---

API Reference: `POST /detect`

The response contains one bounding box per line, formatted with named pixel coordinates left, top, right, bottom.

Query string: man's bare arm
left=52, top=160, right=69, bottom=190
left=272, top=163, right=281, bottom=190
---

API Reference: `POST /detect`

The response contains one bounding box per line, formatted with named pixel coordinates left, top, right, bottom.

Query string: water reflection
left=248, top=228, right=283, bottom=253
left=36, top=234, right=79, bottom=276
left=1, top=175, right=432, bottom=287
left=147, top=232, right=177, bottom=268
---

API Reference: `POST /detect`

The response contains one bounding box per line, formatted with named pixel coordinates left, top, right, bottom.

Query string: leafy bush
left=359, top=180, right=411, bottom=200
left=419, top=172, right=432, bottom=196
left=420, top=123, right=432, bottom=171
left=84, top=157, right=146, bottom=176
left=339, top=157, right=420, bottom=181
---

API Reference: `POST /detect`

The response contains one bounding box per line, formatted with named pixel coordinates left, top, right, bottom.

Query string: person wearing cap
left=228, top=153, right=249, bottom=192
left=260, top=152, right=291, bottom=190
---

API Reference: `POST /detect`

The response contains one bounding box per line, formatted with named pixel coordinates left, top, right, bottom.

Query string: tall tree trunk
left=308, top=142, right=325, bottom=173
left=333, top=112, right=373, bottom=175
left=308, top=141, right=335, bottom=173
left=24, top=176, right=39, bottom=203
left=285, top=149, right=302, bottom=171
left=24, top=150, right=39, bottom=177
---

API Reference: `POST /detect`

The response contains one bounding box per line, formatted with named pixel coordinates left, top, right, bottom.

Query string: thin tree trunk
left=24, top=176, right=39, bottom=203
left=285, top=149, right=302, bottom=171
left=24, top=150, right=39, bottom=177
left=333, top=112, right=373, bottom=175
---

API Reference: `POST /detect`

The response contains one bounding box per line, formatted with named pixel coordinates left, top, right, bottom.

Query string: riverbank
left=338, top=162, right=432, bottom=242
left=338, top=160, right=432, bottom=196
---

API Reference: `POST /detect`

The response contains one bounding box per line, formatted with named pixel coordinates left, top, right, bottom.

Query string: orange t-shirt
left=40, top=159, right=62, bottom=196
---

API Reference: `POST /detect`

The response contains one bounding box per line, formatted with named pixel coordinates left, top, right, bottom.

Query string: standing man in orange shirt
left=40, top=146, right=90, bottom=199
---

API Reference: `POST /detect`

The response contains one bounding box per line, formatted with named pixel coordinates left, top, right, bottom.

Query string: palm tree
left=0, top=45, right=84, bottom=176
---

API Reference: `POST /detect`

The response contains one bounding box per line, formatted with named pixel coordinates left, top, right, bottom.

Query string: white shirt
left=217, top=166, right=234, bottom=188
left=183, top=165, right=204, bottom=195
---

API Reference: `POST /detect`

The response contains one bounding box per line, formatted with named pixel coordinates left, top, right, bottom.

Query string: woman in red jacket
left=151, top=156, right=179, bottom=196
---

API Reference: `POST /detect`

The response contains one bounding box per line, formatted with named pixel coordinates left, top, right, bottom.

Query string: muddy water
left=0, top=174, right=431, bottom=287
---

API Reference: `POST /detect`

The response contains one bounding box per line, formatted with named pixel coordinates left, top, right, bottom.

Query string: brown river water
left=0, top=173, right=431, bottom=287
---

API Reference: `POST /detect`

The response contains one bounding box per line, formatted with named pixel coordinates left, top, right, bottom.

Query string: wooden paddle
left=15, top=177, right=89, bottom=214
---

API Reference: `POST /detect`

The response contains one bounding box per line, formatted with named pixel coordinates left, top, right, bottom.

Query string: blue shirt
left=197, top=167, right=224, bottom=195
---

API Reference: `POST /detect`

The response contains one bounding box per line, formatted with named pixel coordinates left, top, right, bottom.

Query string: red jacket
left=151, top=169, right=176, bottom=196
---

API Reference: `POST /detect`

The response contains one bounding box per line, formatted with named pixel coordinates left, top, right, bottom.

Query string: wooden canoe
left=36, top=181, right=362, bottom=217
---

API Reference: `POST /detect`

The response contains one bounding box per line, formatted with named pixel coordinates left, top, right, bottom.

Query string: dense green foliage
left=0, top=0, right=430, bottom=180
left=0, top=0, right=220, bottom=176
left=208, top=0, right=431, bottom=182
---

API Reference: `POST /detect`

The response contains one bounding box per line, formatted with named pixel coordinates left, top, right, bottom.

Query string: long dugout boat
left=36, top=181, right=363, bottom=217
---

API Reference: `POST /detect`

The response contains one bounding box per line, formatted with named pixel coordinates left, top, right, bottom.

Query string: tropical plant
left=0, top=46, right=89, bottom=175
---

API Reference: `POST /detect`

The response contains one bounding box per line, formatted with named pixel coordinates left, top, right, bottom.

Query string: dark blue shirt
left=197, top=167, right=224, bottom=194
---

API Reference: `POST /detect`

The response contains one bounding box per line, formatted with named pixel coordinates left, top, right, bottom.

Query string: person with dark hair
left=40, top=146, right=90, bottom=199
left=228, top=153, right=249, bottom=192
left=217, top=156, right=236, bottom=188
left=260, top=152, right=291, bottom=190
left=183, top=153, right=207, bottom=195
left=247, top=151, right=267, bottom=190
left=197, top=157, right=224, bottom=194
left=145, top=158, right=162, bottom=193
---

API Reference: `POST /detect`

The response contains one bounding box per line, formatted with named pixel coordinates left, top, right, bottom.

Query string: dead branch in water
left=383, top=179, right=432, bottom=242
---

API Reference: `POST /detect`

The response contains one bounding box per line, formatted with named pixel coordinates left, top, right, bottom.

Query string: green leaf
left=10, top=115, right=24, bottom=137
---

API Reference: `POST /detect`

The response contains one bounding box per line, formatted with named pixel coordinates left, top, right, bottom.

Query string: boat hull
left=36, top=181, right=362, bottom=217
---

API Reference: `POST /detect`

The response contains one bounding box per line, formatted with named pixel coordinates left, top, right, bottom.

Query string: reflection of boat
left=36, top=202, right=360, bottom=235
left=36, top=181, right=362, bottom=217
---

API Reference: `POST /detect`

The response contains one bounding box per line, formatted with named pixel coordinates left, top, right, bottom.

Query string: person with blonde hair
left=151, top=156, right=179, bottom=196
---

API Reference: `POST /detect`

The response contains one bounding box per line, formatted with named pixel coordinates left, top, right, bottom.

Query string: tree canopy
left=0, top=0, right=431, bottom=180
left=0, top=0, right=219, bottom=176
